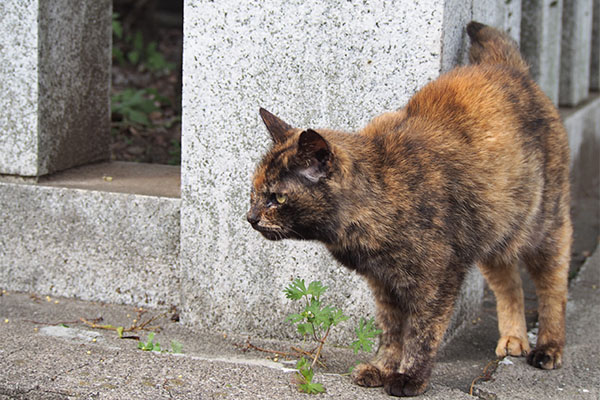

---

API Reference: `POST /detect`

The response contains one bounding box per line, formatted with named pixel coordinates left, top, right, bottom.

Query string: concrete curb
left=1, top=246, right=597, bottom=399
left=473, top=248, right=600, bottom=400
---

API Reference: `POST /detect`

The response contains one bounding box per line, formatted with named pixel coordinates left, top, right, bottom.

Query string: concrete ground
left=0, top=248, right=597, bottom=400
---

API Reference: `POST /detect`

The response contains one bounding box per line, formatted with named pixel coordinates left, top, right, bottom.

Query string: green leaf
left=305, top=298, right=322, bottom=320
left=144, top=42, right=175, bottom=72
left=112, top=47, right=125, bottom=64
left=285, top=313, right=305, bottom=324
left=299, top=381, right=325, bottom=394
left=306, top=281, right=327, bottom=300
left=350, top=317, right=382, bottom=354
left=296, top=357, right=309, bottom=370
left=284, top=278, right=308, bottom=301
left=127, top=49, right=140, bottom=65
left=126, top=109, right=151, bottom=126
left=297, top=322, right=314, bottom=336
left=138, top=332, right=158, bottom=351
left=330, top=308, right=350, bottom=327
left=171, top=340, right=183, bottom=354
left=132, top=31, right=144, bottom=53
left=116, top=326, right=124, bottom=338
left=295, top=359, right=325, bottom=394
left=112, top=13, right=123, bottom=39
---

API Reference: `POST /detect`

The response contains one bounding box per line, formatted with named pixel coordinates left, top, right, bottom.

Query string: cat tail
left=466, top=21, right=529, bottom=74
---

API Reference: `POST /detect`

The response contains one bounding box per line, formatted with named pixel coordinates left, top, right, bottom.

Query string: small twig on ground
left=234, top=338, right=327, bottom=368
left=469, top=357, right=501, bottom=395
left=80, top=310, right=168, bottom=337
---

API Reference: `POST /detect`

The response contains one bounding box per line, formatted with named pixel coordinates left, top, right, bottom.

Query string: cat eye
left=267, top=192, right=288, bottom=206
left=275, top=193, right=287, bottom=205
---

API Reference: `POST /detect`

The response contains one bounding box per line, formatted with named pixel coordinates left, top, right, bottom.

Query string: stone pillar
left=472, top=0, right=521, bottom=42
left=521, top=0, right=564, bottom=105
left=180, top=0, right=488, bottom=342
left=0, top=0, right=111, bottom=177
left=591, top=0, right=600, bottom=90
left=560, top=0, right=594, bottom=106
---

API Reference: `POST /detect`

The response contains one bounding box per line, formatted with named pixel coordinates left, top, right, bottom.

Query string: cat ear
left=259, top=108, right=294, bottom=144
left=296, top=129, right=332, bottom=183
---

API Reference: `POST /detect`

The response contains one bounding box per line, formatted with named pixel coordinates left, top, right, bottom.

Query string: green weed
left=284, top=278, right=381, bottom=394
left=137, top=332, right=183, bottom=354
left=112, top=13, right=175, bottom=73
left=111, top=88, right=170, bottom=128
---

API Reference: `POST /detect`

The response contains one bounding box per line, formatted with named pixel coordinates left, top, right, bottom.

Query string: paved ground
left=0, top=249, right=597, bottom=399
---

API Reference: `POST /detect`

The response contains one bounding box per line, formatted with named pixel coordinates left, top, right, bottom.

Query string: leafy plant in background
left=111, top=88, right=171, bottom=128
left=168, top=139, right=181, bottom=166
left=284, top=279, right=381, bottom=394
left=112, top=13, right=175, bottom=73
left=110, top=11, right=182, bottom=165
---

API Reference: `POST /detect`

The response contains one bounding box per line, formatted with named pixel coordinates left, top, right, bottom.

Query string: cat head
left=246, top=108, right=337, bottom=242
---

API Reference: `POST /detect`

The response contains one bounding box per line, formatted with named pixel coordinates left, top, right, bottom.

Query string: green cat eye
left=275, top=193, right=287, bottom=205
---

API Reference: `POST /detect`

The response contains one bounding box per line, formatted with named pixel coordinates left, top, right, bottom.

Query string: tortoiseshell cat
left=247, top=22, right=571, bottom=397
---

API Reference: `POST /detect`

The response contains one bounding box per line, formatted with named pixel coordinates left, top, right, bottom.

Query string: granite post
left=180, top=0, right=486, bottom=343
left=520, top=0, right=564, bottom=105
left=0, top=0, right=111, bottom=177
left=560, top=0, right=594, bottom=106
left=591, top=0, right=600, bottom=90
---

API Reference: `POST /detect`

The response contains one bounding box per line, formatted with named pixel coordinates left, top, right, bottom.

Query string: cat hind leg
left=478, top=259, right=531, bottom=357
left=524, top=220, right=571, bottom=369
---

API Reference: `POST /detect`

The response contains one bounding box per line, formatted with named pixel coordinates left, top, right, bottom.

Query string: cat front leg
left=352, top=283, right=408, bottom=388
left=352, top=329, right=405, bottom=388
left=383, top=291, right=458, bottom=397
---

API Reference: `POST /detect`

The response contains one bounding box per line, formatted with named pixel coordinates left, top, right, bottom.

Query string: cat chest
left=327, top=244, right=387, bottom=276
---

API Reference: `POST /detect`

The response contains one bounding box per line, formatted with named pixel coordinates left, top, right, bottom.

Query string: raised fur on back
left=248, top=21, right=571, bottom=397
left=467, top=21, right=529, bottom=72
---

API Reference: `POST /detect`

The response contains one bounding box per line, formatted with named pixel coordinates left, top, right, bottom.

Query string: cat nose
left=246, top=210, right=260, bottom=225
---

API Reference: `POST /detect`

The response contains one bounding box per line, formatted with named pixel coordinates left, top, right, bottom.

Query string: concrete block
left=181, top=0, right=483, bottom=343
left=0, top=182, right=181, bottom=308
left=0, top=0, right=40, bottom=177
left=0, top=0, right=111, bottom=177
left=521, top=0, right=564, bottom=105
left=441, top=0, right=521, bottom=73
left=591, top=0, right=600, bottom=90
left=472, top=0, right=521, bottom=42
left=441, top=0, right=472, bottom=72
left=560, top=0, right=594, bottom=106
left=561, top=95, right=600, bottom=257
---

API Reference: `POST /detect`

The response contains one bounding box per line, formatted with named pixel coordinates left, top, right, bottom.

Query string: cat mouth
left=259, top=229, right=286, bottom=241
left=249, top=223, right=288, bottom=241
left=255, top=227, right=287, bottom=241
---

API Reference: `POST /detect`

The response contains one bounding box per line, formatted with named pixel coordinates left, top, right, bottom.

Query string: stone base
left=0, top=163, right=180, bottom=308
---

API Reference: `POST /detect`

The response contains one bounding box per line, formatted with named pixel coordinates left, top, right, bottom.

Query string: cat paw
left=495, top=335, right=530, bottom=357
left=527, top=343, right=563, bottom=369
left=351, top=363, right=383, bottom=387
left=383, top=372, right=427, bottom=397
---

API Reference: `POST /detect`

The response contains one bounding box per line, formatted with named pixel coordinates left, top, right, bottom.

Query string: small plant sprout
left=295, top=357, right=325, bottom=394
left=170, top=340, right=183, bottom=354
left=284, top=278, right=381, bottom=394
left=137, top=333, right=183, bottom=354
left=138, top=332, right=161, bottom=352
